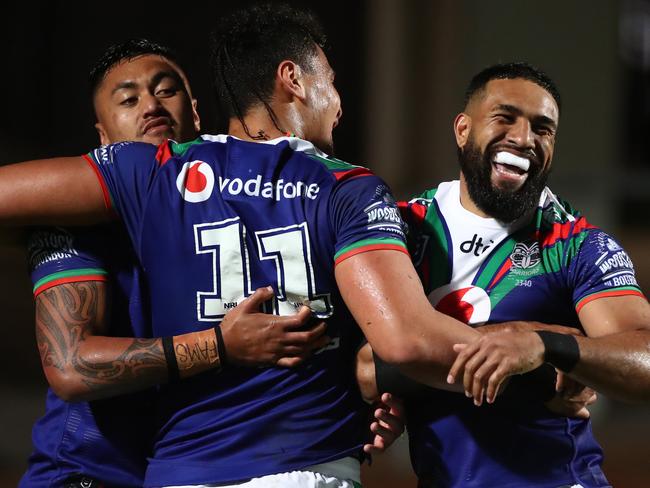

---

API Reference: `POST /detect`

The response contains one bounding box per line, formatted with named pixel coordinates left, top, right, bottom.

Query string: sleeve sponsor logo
left=364, top=185, right=407, bottom=237
left=606, top=237, right=622, bottom=252
left=595, top=250, right=638, bottom=287
left=27, top=228, right=79, bottom=269
left=596, top=250, right=634, bottom=274
left=92, top=141, right=135, bottom=166
left=364, top=201, right=406, bottom=238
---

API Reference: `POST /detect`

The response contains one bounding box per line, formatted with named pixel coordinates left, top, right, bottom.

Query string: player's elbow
left=44, top=367, right=89, bottom=402
left=371, top=336, right=428, bottom=368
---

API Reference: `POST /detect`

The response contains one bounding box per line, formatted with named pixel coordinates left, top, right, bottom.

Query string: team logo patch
left=176, top=161, right=215, bottom=203
left=510, top=242, right=540, bottom=269
left=428, top=285, right=491, bottom=325
left=606, top=238, right=622, bottom=252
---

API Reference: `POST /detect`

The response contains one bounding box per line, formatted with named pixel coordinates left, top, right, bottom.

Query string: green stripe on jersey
left=32, top=268, right=108, bottom=292
left=171, top=137, right=204, bottom=157
left=419, top=198, right=450, bottom=291
left=308, top=154, right=364, bottom=171
left=334, top=238, right=406, bottom=260
left=576, top=286, right=642, bottom=307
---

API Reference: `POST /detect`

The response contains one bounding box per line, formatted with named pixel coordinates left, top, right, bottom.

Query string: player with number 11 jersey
left=85, top=134, right=407, bottom=486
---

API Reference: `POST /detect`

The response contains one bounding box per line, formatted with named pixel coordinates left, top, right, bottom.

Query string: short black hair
left=89, top=38, right=180, bottom=97
left=210, top=2, right=327, bottom=124
left=464, top=62, right=562, bottom=112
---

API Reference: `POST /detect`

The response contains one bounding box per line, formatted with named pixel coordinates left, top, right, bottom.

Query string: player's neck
left=458, top=173, right=490, bottom=218
left=228, top=108, right=299, bottom=143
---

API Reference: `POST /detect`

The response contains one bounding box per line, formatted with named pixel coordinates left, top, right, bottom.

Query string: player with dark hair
left=0, top=5, right=474, bottom=485
left=19, top=37, right=332, bottom=488
left=88, top=38, right=201, bottom=146
left=357, top=61, right=650, bottom=488
left=0, top=6, right=604, bottom=488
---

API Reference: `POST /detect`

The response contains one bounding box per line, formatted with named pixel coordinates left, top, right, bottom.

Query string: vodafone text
left=218, top=175, right=320, bottom=201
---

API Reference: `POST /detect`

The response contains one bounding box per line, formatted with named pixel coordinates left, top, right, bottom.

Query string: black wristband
left=214, top=325, right=228, bottom=366
left=162, top=336, right=180, bottom=383
left=536, top=331, right=580, bottom=373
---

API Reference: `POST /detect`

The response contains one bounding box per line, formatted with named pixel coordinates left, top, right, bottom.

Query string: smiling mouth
left=491, top=151, right=530, bottom=185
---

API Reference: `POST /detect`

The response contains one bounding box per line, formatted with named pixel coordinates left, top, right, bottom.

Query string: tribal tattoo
left=35, top=281, right=166, bottom=395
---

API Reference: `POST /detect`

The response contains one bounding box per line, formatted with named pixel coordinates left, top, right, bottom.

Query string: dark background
left=1, top=1, right=649, bottom=486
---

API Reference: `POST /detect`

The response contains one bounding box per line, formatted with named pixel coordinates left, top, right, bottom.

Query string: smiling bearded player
left=356, top=62, right=650, bottom=488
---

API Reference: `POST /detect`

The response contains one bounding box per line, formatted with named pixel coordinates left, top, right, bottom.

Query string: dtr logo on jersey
left=176, top=161, right=215, bottom=203
left=428, top=285, right=491, bottom=325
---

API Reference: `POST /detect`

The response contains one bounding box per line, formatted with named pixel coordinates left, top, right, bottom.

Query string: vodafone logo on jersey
left=176, top=161, right=215, bottom=203
left=428, top=285, right=491, bottom=325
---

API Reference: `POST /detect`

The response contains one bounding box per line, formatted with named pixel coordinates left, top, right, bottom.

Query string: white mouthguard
left=494, top=151, right=530, bottom=171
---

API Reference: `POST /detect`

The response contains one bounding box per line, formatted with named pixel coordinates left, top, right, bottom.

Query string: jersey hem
left=34, top=274, right=108, bottom=297
left=83, top=153, right=114, bottom=212
left=334, top=243, right=408, bottom=266
left=575, top=289, right=645, bottom=313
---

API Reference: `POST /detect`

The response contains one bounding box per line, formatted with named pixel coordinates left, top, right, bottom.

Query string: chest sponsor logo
left=428, top=285, right=491, bottom=325
left=217, top=175, right=320, bottom=201
left=510, top=242, right=540, bottom=269
left=460, top=233, right=494, bottom=256
left=177, top=161, right=215, bottom=203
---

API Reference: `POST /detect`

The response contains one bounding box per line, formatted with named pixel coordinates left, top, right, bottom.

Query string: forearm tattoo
left=36, top=282, right=165, bottom=393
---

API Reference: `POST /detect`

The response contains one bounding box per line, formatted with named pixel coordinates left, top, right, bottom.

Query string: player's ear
left=95, top=122, right=109, bottom=146
left=192, top=98, right=201, bottom=132
left=454, top=113, right=471, bottom=149
left=277, top=60, right=306, bottom=101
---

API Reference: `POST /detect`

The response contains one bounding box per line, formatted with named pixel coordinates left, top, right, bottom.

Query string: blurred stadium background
left=1, top=1, right=648, bottom=486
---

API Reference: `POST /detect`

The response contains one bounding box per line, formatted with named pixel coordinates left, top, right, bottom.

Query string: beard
left=458, top=137, right=550, bottom=223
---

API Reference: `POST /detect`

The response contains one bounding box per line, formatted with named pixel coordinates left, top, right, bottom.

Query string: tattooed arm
left=37, top=282, right=328, bottom=402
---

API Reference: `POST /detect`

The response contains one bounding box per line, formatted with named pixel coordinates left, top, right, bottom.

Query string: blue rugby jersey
left=399, top=180, right=644, bottom=488
left=20, top=225, right=155, bottom=487
left=85, top=135, right=408, bottom=486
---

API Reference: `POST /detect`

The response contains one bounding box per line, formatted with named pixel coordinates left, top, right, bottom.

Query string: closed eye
left=494, top=113, right=515, bottom=123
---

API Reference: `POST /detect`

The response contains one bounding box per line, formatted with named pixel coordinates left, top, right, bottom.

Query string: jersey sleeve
left=84, top=141, right=161, bottom=245
left=568, top=229, right=645, bottom=312
left=330, top=174, right=408, bottom=265
left=27, top=227, right=109, bottom=297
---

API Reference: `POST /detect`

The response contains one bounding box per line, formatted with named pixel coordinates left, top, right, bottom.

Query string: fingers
left=375, top=398, right=405, bottom=438
left=280, top=306, right=315, bottom=329
left=447, top=343, right=470, bottom=384
left=586, top=391, right=597, bottom=406
left=240, top=286, right=275, bottom=311
left=363, top=430, right=387, bottom=455
left=362, top=400, right=404, bottom=454
left=381, top=392, right=405, bottom=419
left=276, top=355, right=307, bottom=368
